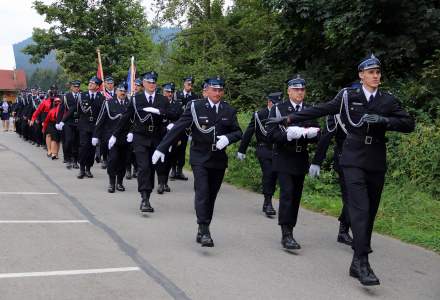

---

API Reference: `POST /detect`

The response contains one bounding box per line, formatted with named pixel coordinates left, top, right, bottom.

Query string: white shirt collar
left=362, top=86, right=378, bottom=101
left=289, top=100, right=303, bottom=110
left=207, top=98, right=220, bottom=109
left=145, top=91, right=156, bottom=101
left=183, top=90, right=191, bottom=97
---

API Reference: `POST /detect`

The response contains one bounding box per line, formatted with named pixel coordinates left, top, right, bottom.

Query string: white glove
left=309, top=164, right=321, bottom=178
left=57, top=122, right=64, bottom=130
left=126, top=132, right=133, bottom=142
left=305, top=127, right=320, bottom=139
left=152, top=150, right=165, bottom=164
left=108, top=135, right=116, bottom=149
left=143, top=107, right=160, bottom=115
left=91, top=137, right=99, bottom=146
left=215, top=135, right=229, bottom=150
left=236, top=152, right=246, bottom=161
left=166, top=123, right=174, bottom=131
left=286, top=126, right=305, bottom=141
left=187, top=135, right=192, bottom=142
left=55, top=123, right=61, bottom=131
left=168, top=145, right=173, bottom=152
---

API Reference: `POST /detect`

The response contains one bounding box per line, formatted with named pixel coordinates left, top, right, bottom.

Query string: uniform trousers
left=192, top=165, right=225, bottom=225
left=257, top=155, right=277, bottom=197
left=277, top=173, right=305, bottom=226
left=63, top=124, right=80, bottom=162
left=343, top=167, right=385, bottom=256
left=79, top=130, right=95, bottom=168
left=133, top=143, right=156, bottom=193
left=336, top=168, right=350, bottom=226
left=107, top=141, right=130, bottom=179
left=174, top=136, right=188, bottom=169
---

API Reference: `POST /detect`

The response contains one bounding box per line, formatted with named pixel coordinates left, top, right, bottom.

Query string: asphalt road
left=0, top=131, right=439, bottom=300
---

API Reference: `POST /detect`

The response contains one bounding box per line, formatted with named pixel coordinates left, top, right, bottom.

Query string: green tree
left=23, top=0, right=155, bottom=83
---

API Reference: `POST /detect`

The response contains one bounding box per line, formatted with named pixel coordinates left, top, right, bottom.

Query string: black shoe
left=169, top=167, right=176, bottom=180
left=85, top=170, right=93, bottom=178
left=95, top=155, right=101, bottom=163
left=51, top=155, right=58, bottom=160
left=349, top=255, right=380, bottom=286
left=125, top=170, right=132, bottom=180
left=116, top=183, right=125, bottom=192
left=338, top=232, right=353, bottom=246
left=63, top=158, right=67, bottom=163
left=66, top=161, right=72, bottom=169
left=157, top=184, right=165, bottom=194
left=198, top=224, right=214, bottom=247
left=108, top=184, right=115, bottom=193
left=175, top=168, right=188, bottom=181
left=265, top=203, right=276, bottom=216
left=281, top=225, right=301, bottom=250
left=77, top=170, right=85, bottom=179
left=164, top=184, right=171, bottom=192
left=72, top=162, right=79, bottom=169
left=101, top=160, right=107, bottom=169
left=132, top=169, right=138, bottom=178
left=140, top=192, right=154, bottom=213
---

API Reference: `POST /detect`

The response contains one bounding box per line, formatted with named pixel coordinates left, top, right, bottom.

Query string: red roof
left=0, top=69, right=27, bottom=91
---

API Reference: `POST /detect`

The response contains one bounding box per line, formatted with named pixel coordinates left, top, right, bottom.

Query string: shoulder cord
left=94, top=100, right=107, bottom=125
left=78, top=94, right=92, bottom=114
left=64, top=94, right=70, bottom=110
left=342, top=89, right=364, bottom=127
left=190, top=101, right=216, bottom=144
left=326, top=115, right=338, bottom=133
left=255, top=112, right=268, bottom=136
left=275, top=106, right=286, bottom=132
left=132, top=96, right=153, bottom=124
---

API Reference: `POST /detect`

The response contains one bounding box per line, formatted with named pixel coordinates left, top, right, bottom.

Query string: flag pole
left=130, top=56, right=135, bottom=96
left=97, top=48, right=105, bottom=80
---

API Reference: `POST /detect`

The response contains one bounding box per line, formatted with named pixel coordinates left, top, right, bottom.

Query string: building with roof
left=0, top=69, right=27, bottom=102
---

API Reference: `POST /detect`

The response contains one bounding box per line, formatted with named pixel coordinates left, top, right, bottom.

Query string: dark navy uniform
left=112, top=71, right=170, bottom=211
left=155, top=77, right=242, bottom=247
left=63, top=77, right=105, bottom=178
left=311, top=113, right=352, bottom=244
left=94, top=85, right=130, bottom=192
left=57, top=83, right=81, bottom=168
left=171, top=76, right=199, bottom=180
left=279, top=55, right=415, bottom=285
left=238, top=92, right=282, bottom=217
left=268, top=92, right=320, bottom=249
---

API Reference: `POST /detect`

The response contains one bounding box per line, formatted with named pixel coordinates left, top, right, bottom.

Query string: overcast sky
left=0, top=0, right=233, bottom=69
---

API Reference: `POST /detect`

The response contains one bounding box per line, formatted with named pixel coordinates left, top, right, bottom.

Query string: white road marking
left=0, top=267, right=141, bottom=279
left=0, top=192, right=58, bottom=195
left=0, top=220, right=90, bottom=224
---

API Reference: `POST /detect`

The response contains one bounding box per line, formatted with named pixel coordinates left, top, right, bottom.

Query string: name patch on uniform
left=221, top=118, right=228, bottom=121
left=352, top=102, right=364, bottom=106
left=199, top=116, right=208, bottom=119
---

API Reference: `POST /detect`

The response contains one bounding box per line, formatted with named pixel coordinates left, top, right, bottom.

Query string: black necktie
left=74, top=94, right=78, bottom=101
left=91, top=94, right=95, bottom=101
left=148, top=96, right=152, bottom=104
left=369, top=94, right=375, bottom=102
left=295, top=104, right=300, bottom=112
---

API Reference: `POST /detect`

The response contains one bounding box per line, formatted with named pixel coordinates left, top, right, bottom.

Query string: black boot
left=77, top=165, right=86, bottom=179
left=164, top=178, right=171, bottom=192
left=157, top=176, right=165, bottom=194
left=108, top=176, right=116, bottom=193
left=175, top=167, right=188, bottom=181
left=140, top=192, right=154, bottom=213
left=72, top=160, right=79, bottom=169
left=125, top=167, right=132, bottom=180
left=198, top=224, right=214, bottom=247
left=101, top=159, right=107, bottom=169
left=85, top=167, right=93, bottom=178
left=349, top=255, right=380, bottom=286
left=132, top=168, right=138, bottom=178
left=169, top=166, right=177, bottom=180
left=116, top=176, right=125, bottom=191
left=337, top=222, right=353, bottom=246
left=263, top=195, right=276, bottom=216
left=66, top=160, right=72, bottom=169
left=281, top=225, right=301, bottom=250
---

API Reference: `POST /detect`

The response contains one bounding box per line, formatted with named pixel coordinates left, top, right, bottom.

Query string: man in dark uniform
left=152, top=77, right=242, bottom=247
left=98, top=76, right=116, bottom=169
left=171, top=76, right=199, bottom=180
left=94, top=82, right=131, bottom=193
left=237, top=92, right=282, bottom=217
left=125, top=78, right=143, bottom=180
left=268, top=55, right=415, bottom=286
left=111, top=71, right=170, bottom=213
left=61, top=76, right=105, bottom=179
left=267, top=76, right=320, bottom=251
left=56, top=80, right=81, bottom=169
left=155, top=82, right=182, bottom=194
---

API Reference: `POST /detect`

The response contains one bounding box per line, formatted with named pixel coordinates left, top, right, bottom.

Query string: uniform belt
left=282, top=144, right=305, bottom=153
left=257, top=142, right=271, bottom=147
left=347, top=134, right=386, bottom=145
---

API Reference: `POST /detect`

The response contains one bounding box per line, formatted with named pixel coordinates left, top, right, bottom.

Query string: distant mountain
left=13, top=37, right=59, bottom=76
left=13, top=27, right=180, bottom=76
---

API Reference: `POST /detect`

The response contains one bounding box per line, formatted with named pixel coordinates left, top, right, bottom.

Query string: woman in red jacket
left=42, top=97, right=62, bottom=160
